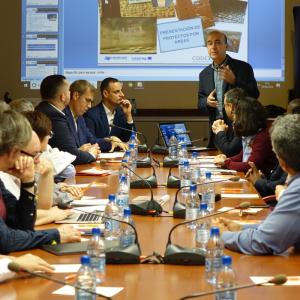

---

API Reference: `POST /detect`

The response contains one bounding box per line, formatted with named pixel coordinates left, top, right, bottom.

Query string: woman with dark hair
left=214, top=98, right=277, bottom=174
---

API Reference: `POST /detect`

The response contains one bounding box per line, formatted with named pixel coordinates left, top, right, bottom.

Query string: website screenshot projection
left=21, top=0, right=284, bottom=89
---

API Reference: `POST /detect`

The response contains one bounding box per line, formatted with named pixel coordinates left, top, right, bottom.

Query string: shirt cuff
left=0, top=258, right=15, bottom=282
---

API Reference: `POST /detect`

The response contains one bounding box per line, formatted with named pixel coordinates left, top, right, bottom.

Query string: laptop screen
left=159, top=123, right=192, bottom=147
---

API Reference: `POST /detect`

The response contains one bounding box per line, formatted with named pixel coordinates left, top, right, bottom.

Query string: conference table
left=1, top=153, right=300, bottom=300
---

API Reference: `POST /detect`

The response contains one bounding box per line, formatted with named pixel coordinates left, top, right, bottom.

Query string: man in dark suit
left=36, top=75, right=100, bottom=165
left=84, top=77, right=134, bottom=152
left=198, top=30, right=259, bottom=148
left=66, top=79, right=112, bottom=154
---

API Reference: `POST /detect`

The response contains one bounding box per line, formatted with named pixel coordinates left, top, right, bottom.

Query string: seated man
left=9, top=98, right=76, bottom=180
left=0, top=109, right=81, bottom=253
left=36, top=75, right=100, bottom=165
left=217, top=114, right=300, bottom=255
left=212, top=88, right=244, bottom=156
left=66, top=79, right=112, bottom=153
left=84, top=77, right=134, bottom=151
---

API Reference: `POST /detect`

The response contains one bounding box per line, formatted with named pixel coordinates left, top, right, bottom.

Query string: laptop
left=158, top=122, right=207, bottom=152
left=55, top=212, right=103, bottom=224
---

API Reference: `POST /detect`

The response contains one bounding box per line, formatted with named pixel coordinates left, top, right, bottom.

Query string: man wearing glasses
left=0, top=109, right=81, bottom=254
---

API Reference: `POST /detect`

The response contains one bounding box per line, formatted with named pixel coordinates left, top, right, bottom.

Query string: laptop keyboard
left=76, top=213, right=101, bottom=223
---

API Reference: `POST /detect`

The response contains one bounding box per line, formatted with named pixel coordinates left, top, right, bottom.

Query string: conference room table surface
left=1, top=154, right=300, bottom=300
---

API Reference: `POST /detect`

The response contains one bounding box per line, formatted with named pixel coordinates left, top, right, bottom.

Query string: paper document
left=53, top=285, right=124, bottom=297
left=68, top=183, right=107, bottom=188
left=99, top=152, right=124, bottom=159
left=250, top=276, right=300, bottom=286
left=72, top=205, right=106, bottom=213
left=72, top=199, right=108, bottom=206
left=52, top=264, right=81, bottom=273
left=221, top=193, right=259, bottom=199
left=218, top=207, right=263, bottom=215
left=77, top=168, right=112, bottom=176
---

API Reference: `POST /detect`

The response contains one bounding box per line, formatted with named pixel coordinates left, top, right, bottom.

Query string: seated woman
left=214, top=97, right=277, bottom=174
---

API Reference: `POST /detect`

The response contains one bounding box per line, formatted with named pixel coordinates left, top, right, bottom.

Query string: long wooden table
left=1, top=154, right=299, bottom=300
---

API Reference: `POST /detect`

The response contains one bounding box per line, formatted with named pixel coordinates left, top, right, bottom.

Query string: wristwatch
left=21, top=180, right=37, bottom=195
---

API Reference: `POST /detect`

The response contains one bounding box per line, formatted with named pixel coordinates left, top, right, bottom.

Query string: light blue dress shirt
left=222, top=173, right=300, bottom=255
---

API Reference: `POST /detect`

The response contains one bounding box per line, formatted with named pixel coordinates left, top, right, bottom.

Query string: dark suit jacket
left=64, top=106, right=111, bottom=152
left=0, top=180, right=59, bottom=253
left=84, top=102, right=135, bottom=142
left=214, top=126, right=242, bottom=157
left=254, top=164, right=287, bottom=197
left=36, top=101, right=96, bottom=165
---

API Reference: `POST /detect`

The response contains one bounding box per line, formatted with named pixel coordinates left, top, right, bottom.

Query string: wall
left=0, top=0, right=298, bottom=110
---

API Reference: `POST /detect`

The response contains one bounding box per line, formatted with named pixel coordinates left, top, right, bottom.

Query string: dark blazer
left=224, top=127, right=277, bottom=175
left=254, top=164, right=287, bottom=197
left=198, top=55, right=259, bottom=147
left=84, top=102, right=135, bottom=142
left=0, top=180, right=59, bottom=253
left=214, top=126, right=242, bottom=157
left=64, top=106, right=111, bottom=152
left=36, top=101, right=96, bottom=165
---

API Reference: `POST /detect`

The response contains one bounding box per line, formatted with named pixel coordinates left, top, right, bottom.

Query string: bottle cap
left=120, top=175, right=127, bottom=182
left=205, top=171, right=212, bottom=179
left=190, top=184, right=197, bottom=192
left=183, top=160, right=189, bottom=167
left=192, top=152, right=197, bottom=158
left=200, top=203, right=208, bottom=210
left=123, top=207, right=132, bottom=216
left=210, top=226, right=220, bottom=236
left=222, top=255, right=232, bottom=266
left=80, top=255, right=90, bottom=265
left=92, top=227, right=101, bottom=235
left=108, top=194, right=116, bottom=202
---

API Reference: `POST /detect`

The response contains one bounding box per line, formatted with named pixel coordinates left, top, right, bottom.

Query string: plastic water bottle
left=116, top=175, right=130, bottom=216
left=129, top=132, right=138, bottom=149
left=195, top=203, right=211, bottom=251
left=178, top=138, right=188, bottom=177
left=75, top=255, right=96, bottom=300
left=128, top=143, right=137, bottom=179
left=216, top=256, right=236, bottom=300
left=190, top=151, right=201, bottom=183
left=120, top=208, right=136, bottom=248
left=205, top=227, right=224, bottom=285
left=202, top=171, right=215, bottom=212
left=168, top=134, right=178, bottom=159
left=119, top=158, right=131, bottom=186
left=87, top=228, right=106, bottom=284
left=185, top=184, right=200, bottom=229
left=103, top=194, right=120, bottom=241
left=180, top=160, right=192, bottom=205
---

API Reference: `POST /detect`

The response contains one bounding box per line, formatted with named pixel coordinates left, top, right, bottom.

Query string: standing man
left=198, top=30, right=259, bottom=148
left=84, top=77, right=134, bottom=152
left=36, top=75, right=100, bottom=164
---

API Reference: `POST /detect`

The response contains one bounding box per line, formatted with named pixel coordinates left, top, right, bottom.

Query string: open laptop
left=159, top=122, right=207, bottom=152
left=55, top=212, right=103, bottom=224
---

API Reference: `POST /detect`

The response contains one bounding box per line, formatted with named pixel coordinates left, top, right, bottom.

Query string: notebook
left=159, top=122, right=207, bottom=151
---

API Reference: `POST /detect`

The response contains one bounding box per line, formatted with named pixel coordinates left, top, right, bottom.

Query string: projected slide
left=97, top=0, right=248, bottom=65
left=21, top=0, right=285, bottom=86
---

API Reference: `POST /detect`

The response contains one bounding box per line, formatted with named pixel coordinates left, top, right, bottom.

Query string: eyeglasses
left=20, top=150, right=42, bottom=161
